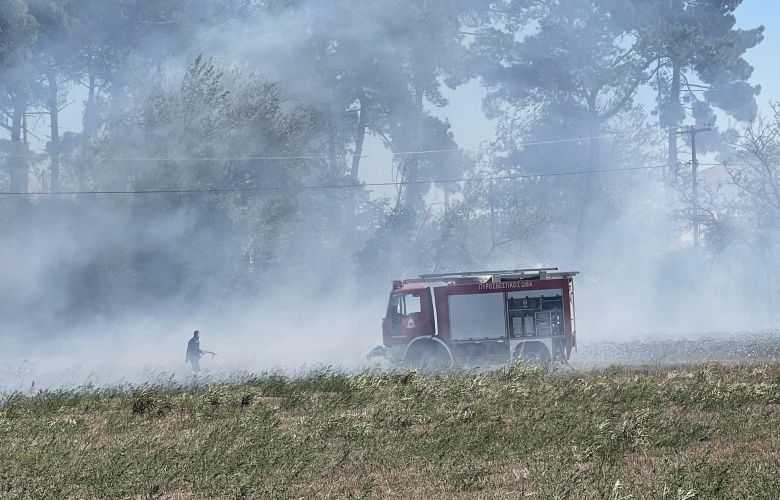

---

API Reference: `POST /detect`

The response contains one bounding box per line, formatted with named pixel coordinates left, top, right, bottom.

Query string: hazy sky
left=736, top=1, right=778, bottom=103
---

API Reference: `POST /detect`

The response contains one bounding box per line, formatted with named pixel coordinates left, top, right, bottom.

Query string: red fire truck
left=372, top=268, right=578, bottom=368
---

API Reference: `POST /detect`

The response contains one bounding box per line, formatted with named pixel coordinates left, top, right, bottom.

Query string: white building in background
left=699, top=164, right=738, bottom=197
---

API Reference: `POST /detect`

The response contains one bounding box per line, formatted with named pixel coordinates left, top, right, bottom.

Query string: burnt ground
left=571, top=330, right=780, bottom=368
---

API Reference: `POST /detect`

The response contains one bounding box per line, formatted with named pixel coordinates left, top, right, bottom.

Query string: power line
left=517, top=134, right=627, bottom=147
left=0, top=162, right=676, bottom=197
left=0, top=131, right=650, bottom=162
left=0, top=152, right=341, bottom=162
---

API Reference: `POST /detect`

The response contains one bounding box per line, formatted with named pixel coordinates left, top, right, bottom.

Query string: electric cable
left=0, top=162, right=678, bottom=196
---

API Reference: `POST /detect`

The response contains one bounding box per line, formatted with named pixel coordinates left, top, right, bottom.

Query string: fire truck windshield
left=391, top=292, right=422, bottom=316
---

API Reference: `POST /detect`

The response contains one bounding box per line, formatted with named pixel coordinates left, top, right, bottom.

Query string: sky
left=735, top=1, right=779, bottom=105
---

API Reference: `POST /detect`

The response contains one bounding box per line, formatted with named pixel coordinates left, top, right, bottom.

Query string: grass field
left=2, top=362, right=780, bottom=499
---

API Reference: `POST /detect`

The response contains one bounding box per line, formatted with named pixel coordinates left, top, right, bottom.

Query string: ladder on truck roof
left=404, top=268, right=579, bottom=285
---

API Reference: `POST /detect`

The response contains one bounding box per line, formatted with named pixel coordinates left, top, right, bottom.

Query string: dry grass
left=1, top=363, right=779, bottom=499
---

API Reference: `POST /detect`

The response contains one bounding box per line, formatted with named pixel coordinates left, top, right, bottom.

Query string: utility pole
left=676, top=125, right=711, bottom=248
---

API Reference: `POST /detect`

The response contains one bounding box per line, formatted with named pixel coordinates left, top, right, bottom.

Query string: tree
left=730, top=106, right=780, bottom=313
left=619, top=0, right=764, bottom=179
left=262, top=0, right=475, bottom=207
left=28, top=0, right=78, bottom=192
left=35, top=56, right=342, bottom=314
left=0, top=0, right=36, bottom=192
left=471, top=0, right=655, bottom=258
left=251, top=0, right=478, bottom=279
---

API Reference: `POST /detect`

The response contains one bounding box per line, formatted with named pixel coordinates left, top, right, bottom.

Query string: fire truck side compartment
left=448, top=292, right=506, bottom=341
left=507, top=289, right=564, bottom=338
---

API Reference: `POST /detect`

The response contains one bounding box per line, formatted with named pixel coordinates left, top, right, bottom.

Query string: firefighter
left=186, top=330, right=215, bottom=372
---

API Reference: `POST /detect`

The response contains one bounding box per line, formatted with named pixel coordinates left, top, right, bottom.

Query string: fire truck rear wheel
left=513, top=342, right=551, bottom=368
left=405, top=338, right=453, bottom=371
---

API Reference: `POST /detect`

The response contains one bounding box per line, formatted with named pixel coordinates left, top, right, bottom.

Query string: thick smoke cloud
left=0, top=0, right=777, bottom=391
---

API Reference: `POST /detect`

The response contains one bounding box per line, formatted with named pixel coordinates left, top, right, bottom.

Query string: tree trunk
left=9, top=92, right=28, bottom=193
left=83, top=71, right=99, bottom=136
left=667, top=59, right=682, bottom=183
left=350, top=94, right=368, bottom=181
left=574, top=102, right=600, bottom=260
left=11, top=100, right=22, bottom=142
left=402, top=81, right=426, bottom=213
left=47, top=68, right=61, bottom=192
left=78, top=72, right=98, bottom=191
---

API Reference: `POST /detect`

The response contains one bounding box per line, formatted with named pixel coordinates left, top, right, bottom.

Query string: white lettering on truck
left=478, top=281, right=534, bottom=291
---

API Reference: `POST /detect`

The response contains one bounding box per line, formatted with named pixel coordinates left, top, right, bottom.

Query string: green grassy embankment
left=2, top=364, right=779, bottom=499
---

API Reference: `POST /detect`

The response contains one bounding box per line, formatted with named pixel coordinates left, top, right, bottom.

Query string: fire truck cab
left=376, top=268, right=578, bottom=368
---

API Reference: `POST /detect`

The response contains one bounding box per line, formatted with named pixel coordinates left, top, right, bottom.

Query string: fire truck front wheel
left=513, top=342, right=551, bottom=368
left=404, top=337, right=453, bottom=371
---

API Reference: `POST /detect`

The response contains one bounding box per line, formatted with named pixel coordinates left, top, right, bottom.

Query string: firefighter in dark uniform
left=186, top=330, right=206, bottom=372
